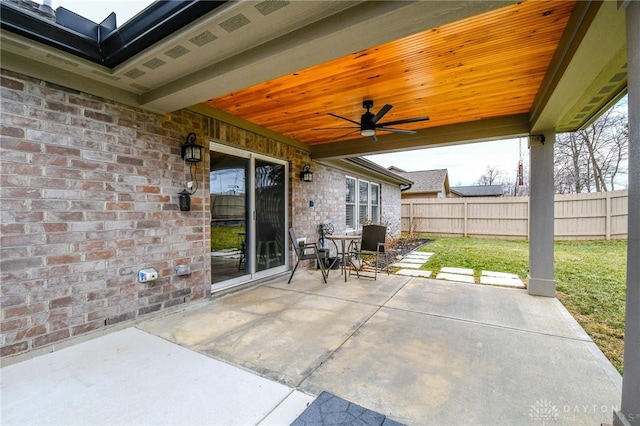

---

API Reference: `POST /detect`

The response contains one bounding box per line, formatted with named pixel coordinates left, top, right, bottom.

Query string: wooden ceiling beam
left=310, top=113, right=531, bottom=160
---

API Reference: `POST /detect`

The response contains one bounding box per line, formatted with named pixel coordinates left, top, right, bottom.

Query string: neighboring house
left=450, top=185, right=504, bottom=197
left=388, top=167, right=450, bottom=199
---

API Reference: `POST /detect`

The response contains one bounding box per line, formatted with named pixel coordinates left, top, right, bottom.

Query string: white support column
left=615, top=2, right=640, bottom=425
left=527, top=131, right=556, bottom=297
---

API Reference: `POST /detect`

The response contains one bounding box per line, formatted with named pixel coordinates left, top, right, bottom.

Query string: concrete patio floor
left=2, top=269, right=622, bottom=425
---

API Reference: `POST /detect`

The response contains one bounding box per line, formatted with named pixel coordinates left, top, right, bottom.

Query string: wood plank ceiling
left=204, top=0, right=576, bottom=146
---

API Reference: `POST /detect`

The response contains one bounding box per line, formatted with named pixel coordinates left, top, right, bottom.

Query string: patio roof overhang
left=0, top=0, right=628, bottom=160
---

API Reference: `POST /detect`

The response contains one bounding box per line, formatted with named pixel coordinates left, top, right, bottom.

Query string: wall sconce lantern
left=181, top=132, right=203, bottom=163
left=300, top=164, right=313, bottom=182
left=178, top=189, right=191, bottom=211
left=178, top=133, right=201, bottom=212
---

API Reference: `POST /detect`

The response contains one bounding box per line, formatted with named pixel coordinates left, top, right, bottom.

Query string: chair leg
left=316, top=253, right=328, bottom=283
left=352, top=253, right=361, bottom=279
left=384, top=252, right=390, bottom=275
left=374, top=252, right=378, bottom=280
left=288, top=259, right=300, bottom=284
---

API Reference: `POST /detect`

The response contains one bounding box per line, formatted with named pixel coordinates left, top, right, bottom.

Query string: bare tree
left=477, top=164, right=506, bottom=186
left=554, top=97, right=628, bottom=193
left=555, top=132, right=588, bottom=194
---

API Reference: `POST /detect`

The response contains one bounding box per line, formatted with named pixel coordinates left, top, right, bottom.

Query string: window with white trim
left=370, top=182, right=380, bottom=224
left=346, top=177, right=356, bottom=229
left=345, top=176, right=380, bottom=231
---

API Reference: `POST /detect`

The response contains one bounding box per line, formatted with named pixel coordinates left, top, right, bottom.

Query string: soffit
left=530, top=0, right=628, bottom=132
left=0, top=1, right=361, bottom=97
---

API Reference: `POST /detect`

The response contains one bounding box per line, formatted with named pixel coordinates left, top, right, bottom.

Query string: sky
left=52, top=1, right=153, bottom=25
left=366, top=138, right=525, bottom=187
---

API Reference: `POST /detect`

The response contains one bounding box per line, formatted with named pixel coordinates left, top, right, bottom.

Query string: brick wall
left=293, top=163, right=346, bottom=241
left=381, top=182, right=402, bottom=237
left=0, top=70, right=210, bottom=358
left=0, top=69, right=402, bottom=360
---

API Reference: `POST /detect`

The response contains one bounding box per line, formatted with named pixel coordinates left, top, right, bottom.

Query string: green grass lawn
left=411, top=236, right=627, bottom=374
left=211, top=225, right=245, bottom=251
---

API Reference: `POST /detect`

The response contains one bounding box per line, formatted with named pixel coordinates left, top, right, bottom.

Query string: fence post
left=606, top=192, right=611, bottom=240
left=464, top=200, right=468, bottom=237
left=409, top=201, right=414, bottom=234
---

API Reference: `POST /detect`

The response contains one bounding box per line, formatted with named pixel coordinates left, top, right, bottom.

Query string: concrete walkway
left=2, top=269, right=621, bottom=425
left=393, top=252, right=525, bottom=288
left=1, top=326, right=314, bottom=425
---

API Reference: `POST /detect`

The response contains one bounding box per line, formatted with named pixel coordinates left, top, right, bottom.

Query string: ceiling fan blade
left=371, top=104, right=392, bottom=124
left=377, top=127, right=416, bottom=135
left=328, top=113, right=360, bottom=126
left=333, top=129, right=361, bottom=139
left=378, top=116, right=430, bottom=127
left=312, top=126, right=359, bottom=130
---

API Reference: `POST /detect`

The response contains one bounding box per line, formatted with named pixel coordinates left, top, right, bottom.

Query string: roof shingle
left=389, top=168, right=449, bottom=194
left=450, top=185, right=504, bottom=197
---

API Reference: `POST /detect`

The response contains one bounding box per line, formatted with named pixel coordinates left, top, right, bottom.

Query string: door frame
left=209, top=141, right=289, bottom=292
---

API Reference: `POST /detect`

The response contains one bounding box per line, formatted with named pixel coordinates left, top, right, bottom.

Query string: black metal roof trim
left=54, top=7, right=113, bottom=41
left=0, top=0, right=228, bottom=68
left=100, top=1, right=227, bottom=67
left=1, top=2, right=102, bottom=63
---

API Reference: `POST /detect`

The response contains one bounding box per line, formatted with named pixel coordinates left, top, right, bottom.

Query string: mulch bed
left=364, top=237, right=434, bottom=271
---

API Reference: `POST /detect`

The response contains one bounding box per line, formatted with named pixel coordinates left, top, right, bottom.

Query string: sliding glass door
left=254, top=159, right=286, bottom=272
left=210, top=151, right=249, bottom=286
left=209, top=143, right=287, bottom=291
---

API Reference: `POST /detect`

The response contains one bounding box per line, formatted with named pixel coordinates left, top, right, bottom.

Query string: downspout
left=400, top=183, right=413, bottom=192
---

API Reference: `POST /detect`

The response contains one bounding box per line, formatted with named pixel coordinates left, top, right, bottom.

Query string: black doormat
left=291, top=391, right=405, bottom=426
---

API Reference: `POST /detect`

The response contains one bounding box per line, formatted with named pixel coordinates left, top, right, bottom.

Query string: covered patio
left=1, top=0, right=638, bottom=423
left=2, top=270, right=621, bottom=425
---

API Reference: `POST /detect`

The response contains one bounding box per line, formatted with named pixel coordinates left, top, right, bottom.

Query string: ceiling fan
left=314, top=100, right=429, bottom=142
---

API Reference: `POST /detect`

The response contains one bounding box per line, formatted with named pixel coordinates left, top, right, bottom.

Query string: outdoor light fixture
left=181, top=132, right=203, bottom=163
left=178, top=133, right=202, bottom=212
left=300, top=164, right=313, bottom=182
left=178, top=189, right=191, bottom=211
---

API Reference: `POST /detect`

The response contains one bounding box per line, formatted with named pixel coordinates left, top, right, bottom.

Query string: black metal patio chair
left=349, top=224, right=389, bottom=280
left=288, top=228, right=328, bottom=284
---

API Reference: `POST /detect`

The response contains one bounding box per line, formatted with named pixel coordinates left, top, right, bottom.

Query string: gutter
left=0, top=0, right=228, bottom=68
left=400, top=183, right=413, bottom=192
left=344, top=157, right=414, bottom=187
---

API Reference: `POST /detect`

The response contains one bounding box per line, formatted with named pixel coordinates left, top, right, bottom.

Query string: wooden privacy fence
left=401, top=190, right=628, bottom=241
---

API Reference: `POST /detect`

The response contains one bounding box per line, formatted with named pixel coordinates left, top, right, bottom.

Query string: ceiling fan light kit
left=315, top=100, right=430, bottom=141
